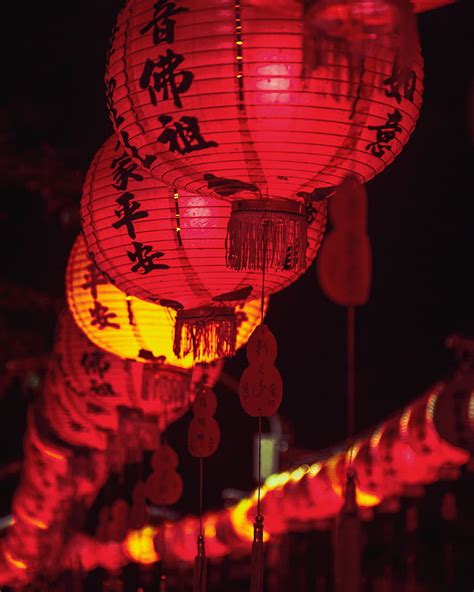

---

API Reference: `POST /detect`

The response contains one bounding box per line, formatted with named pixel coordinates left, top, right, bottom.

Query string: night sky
left=0, top=1, right=472, bottom=519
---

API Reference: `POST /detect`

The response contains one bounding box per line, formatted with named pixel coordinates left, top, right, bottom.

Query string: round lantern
left=66, top=234, right=268, bottom=364
left=80, top=135, right=324, bottom=357
left=50, top=310, right=224, bottom=438
left=106, top=0, right=422, bottom=270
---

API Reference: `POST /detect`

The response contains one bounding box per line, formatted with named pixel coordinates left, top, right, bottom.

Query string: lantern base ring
left=173, top=306, right=237, bottom=361
left=226, top=199, right=308, bottom=271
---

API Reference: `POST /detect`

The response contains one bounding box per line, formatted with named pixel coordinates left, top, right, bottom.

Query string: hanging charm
left=250, top=513, right=265, bottom=592
left=188, top=386, right=221, bottom=459
left=317, top=175, right=372, bottom=307
left=239, top=325, right=283, bottom=418
left=193, top=534, right=208, bottom=592
left=187, top=384, right=221, bottom=592
left=334, top=470, right=361, bottom=592
left=145, top=444, right=183, bottom=506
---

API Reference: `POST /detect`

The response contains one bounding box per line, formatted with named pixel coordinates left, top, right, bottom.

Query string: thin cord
left=199, top=457, right=204, bottom=536
left=347, top=305, right=356, bottom=465
left=257, top=415, right=262, bottom=516
left=256, top=220, right=268, bottom=515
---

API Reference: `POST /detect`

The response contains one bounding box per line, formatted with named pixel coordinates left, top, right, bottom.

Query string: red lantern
left=81, top=136, right=325, bottom=356
left=106, top=0, right=422, bottom=270
left=67, top=233, right=269, bottom=363
left=50, top=310, right=224, bottom=436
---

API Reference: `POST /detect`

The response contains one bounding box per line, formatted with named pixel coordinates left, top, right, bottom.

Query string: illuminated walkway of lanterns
left=0, top=0, right=466, bottom=589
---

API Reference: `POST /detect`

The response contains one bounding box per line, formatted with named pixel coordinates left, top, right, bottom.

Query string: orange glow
left=40, top=445, right=66, bottom=462
left=400, top=408, right=412, bottom=438
left=29, top=417, right=66, bottom=462
left=326, top=454, right=381, bottom=508
left=14, top=506, right=48, bottom=531
left=469, top=390, right=474, bottom=427
left=67, top=235, right=267, bottom=366
left=229, top=491, right=270, bottom=543
left=308, top=462, right=322, bottom=478
left=204, top=515, right=217, bottom=539
left=3, top=548, right=28, bottom=570
left=426, top=393, right=439, bottom=423
left=124, top=526, right=159, bottom=565
left=370, top=425, right=385, bottom=450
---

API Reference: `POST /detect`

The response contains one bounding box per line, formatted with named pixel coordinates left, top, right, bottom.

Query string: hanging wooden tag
left=193, top=386, right=218, bottom=418
left=317, top=232, right=372, bottom=306
left=151, top=444, right=179, bottom=471
left=145, top=469, right=183, bottom=506
left=239, top=364, right=283, bottom=417
left=146, top=443, right=183, bottom=506
left=188, top=385, right=220, bottom=458
left=246, top=325, right=278, bottom=365
left=188, top=416, right=221, bottom=458
left=317, top=175, right=372, bottom=307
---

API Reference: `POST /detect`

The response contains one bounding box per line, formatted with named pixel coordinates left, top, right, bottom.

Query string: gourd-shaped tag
left=145, top=444, right=183, bottom=506
left=317, top=175, right=372, bottom=306
left=240, top=325, right=282, bottom=417
left=188, top=386, right=220, bottom=458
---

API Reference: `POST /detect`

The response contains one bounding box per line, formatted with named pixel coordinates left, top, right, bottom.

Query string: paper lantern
left=81, top=136, right=324, bottom=356
left=106, top=0, right=422, bottom=269
left=66, top=234, right=267, bottom=365
left=50, top=311, right=224, bottom=437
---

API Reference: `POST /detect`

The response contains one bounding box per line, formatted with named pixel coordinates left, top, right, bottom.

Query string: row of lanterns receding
left=2, top=0, right=426, bottom=586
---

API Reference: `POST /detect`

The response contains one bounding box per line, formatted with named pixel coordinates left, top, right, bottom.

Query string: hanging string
left=199, top=458, right=204, bottom=536
left=347, top=305, right=356, bottom=466
left=257, top=219, right=267, bottom=511
left=193, top=456, right=207, bottom=592
left=250, top=217, right=268, bottom=592
left=160, top=523, right=167, bottom=592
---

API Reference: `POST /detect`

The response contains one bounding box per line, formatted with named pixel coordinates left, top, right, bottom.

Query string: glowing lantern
left=106, top=0, right=422, bottom=270
left=50, top=311, right=225, bottom=441
left=123, top=526, right=159, bottom=565
left=81, top=136, right=324, bottom=357
left=67, top=234, right=267, bottom=365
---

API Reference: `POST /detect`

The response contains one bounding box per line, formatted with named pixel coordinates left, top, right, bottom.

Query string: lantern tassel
left=141, top=364, right=189, bottom=409
left=334, top=471, right=361, bottom=592
left=173, top=307, right=237, bottom=360
left=250, top=514, right=265, bottom=592
left=193, top=535, right=207, bottom=592
left=226, top=199, right=308, bottom=271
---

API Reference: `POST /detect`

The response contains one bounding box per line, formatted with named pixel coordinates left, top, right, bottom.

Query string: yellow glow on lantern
left=3, top=548, right=28, bottom=570
left=14, top=507, right=47, bottom=531
left=67, top=235, right=267, bottom=366
left=469, top=390, right=474, bottom=427
left=204, top=515, right=218, bottom=539
left=308, top=462, right=322, bottom=478
left=370, top=425, right=385, bottom=450
left=290, top=465, right=309, bottom=483
left=326, top=454, right=380, bottom=508
left=264, top=471, right=290, bottom=490
left=124, top=526, right=159, bottom=565
left=400, top=408, right=412, bottom=437
left=229, top=490, right=270, bottom=543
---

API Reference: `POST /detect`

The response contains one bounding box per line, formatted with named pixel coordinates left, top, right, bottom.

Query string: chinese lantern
left=106, top=0, right=422, bottom=270
left=67, top=234, right=268, bottom=365
left=51, top=310, right=224, bottom=438
left=81, top=136, right=324, bottom=357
